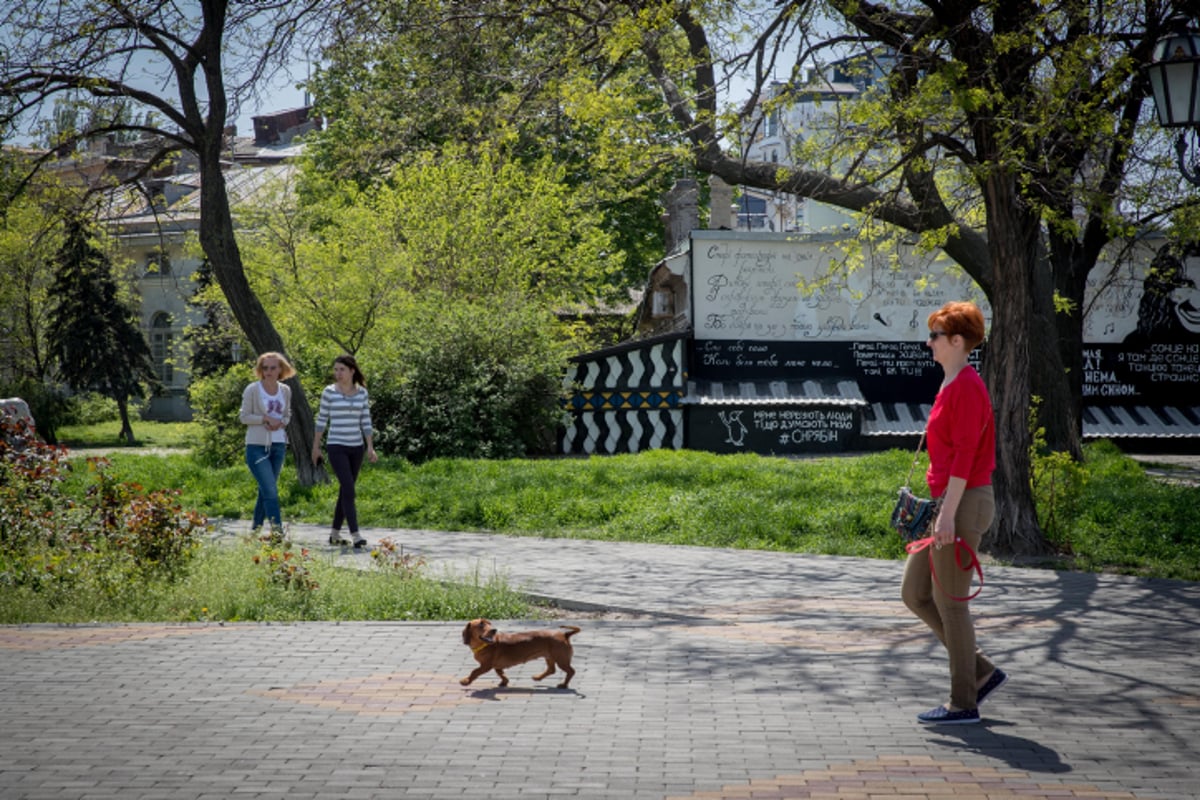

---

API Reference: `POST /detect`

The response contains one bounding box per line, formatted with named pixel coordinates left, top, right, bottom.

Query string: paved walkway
left=3, top=521, right=1199, bottom=799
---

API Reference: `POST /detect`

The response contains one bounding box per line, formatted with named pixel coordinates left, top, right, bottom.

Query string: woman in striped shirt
left=311, top=354, right=378, bottom=549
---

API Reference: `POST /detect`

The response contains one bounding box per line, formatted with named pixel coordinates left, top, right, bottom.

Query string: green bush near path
left=0, top=535, right=532, bottom=624
left=1, top=422, right=533, bottom=625
left=69, top=436, right=1200, bottom=582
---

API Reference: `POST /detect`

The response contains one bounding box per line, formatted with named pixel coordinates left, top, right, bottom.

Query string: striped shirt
left=315, top=385, right=373, bottom=447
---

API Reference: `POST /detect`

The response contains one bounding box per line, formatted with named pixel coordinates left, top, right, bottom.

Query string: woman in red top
left=903, top=301, right=1007, bottom=725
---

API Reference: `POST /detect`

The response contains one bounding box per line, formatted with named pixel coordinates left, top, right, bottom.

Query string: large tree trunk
left=196, top=140, right=327, bottom=486
left=980, top=175, right=1053, bottom=557
left=1032, top=256, right=1083, bottom=459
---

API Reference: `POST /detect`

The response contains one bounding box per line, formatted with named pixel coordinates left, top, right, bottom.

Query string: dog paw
left=459, top=677, right=472, bottom=686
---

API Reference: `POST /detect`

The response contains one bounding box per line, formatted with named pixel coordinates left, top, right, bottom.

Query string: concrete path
left=2, top=521, right=1199, bottom=799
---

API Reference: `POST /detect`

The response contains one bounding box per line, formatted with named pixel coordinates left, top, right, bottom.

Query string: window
left=766, top=110, right=779, bottom=138
left=151, top=312, right=174, bottom=383
left=145, top=250, right=171, bottom=276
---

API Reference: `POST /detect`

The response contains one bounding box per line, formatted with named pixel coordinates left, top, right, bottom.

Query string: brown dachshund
left=459, top=618, right=580, bottom=689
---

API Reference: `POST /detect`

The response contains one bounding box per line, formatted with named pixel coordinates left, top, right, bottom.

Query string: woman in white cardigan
left=238, top=352, right=295, bottom=534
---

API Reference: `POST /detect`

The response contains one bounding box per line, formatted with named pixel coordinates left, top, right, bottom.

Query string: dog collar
left=472, top=642, right=491, bottom=654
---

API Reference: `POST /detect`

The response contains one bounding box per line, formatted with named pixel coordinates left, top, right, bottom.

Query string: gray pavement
left=3, top=521, right=1200, bottom=800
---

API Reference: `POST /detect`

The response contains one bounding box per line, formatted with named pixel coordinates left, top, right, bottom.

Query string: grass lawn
left=54, top=419, right=198, bottom=449
left=65, top=436, right=1200, bottom=582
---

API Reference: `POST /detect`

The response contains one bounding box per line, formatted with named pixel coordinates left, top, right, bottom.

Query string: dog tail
left=560, top=625, right=581, bottom=638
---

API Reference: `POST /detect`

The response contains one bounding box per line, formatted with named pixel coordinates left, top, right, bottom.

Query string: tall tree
left=238, top=143, right=621, bottom=364
left=659, top=0, right=1194, bottom=555
left=306, top=0, right=681, bottom=293
left=355, top=0, right=1194, bottom=555
left=0, top=0, right=334, bottom=484
left=47, top=218, right=157, bottom=443
left=0, top=195, right=62, bottom=384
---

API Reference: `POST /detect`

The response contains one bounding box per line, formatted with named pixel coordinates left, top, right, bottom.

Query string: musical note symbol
left=873, top=312, right=890, bottom=327
left=1104, top=323, right=1115, bottom=335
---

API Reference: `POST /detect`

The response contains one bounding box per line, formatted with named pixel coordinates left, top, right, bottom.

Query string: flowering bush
left=251, top=531, right=319, bottom=594
left=0, top=413, right=209, bottom=597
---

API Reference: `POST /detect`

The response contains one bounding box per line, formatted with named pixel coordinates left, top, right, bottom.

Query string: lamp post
left=1145, top=22, right=1200, bottom=187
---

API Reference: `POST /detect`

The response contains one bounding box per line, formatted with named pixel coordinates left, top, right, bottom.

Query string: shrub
left=0, top=414, right=209, bottom=606
left=1028, top=397, right=1086, bottom=549
left=67, top=392, right=121, bottom=425
left=0, top=378, right=72, bottom=443
left=371, top=299, right=572, bottom=462
left=188, top=363, right=249, bottom=466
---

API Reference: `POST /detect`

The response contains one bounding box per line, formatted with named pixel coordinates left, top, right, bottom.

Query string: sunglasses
left=927, top=330, right=949, bottom=341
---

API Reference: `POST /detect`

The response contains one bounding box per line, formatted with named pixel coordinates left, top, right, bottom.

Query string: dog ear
left=462, top=622, right=473, bottom=644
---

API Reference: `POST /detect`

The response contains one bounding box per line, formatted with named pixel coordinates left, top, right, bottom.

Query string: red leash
left=905, top=536, right=984, bottom=601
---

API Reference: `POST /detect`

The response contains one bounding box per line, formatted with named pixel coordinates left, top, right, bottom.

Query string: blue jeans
left=245, top=443, right=287, bottom=529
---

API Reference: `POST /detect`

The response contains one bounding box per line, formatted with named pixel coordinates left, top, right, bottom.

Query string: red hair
left=927, top=301, right=986, bottom=351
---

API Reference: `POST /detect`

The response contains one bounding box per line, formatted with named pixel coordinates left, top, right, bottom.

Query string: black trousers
left=326, top=444, right=365, bottom=534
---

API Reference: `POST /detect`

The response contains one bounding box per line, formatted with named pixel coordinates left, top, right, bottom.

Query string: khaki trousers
left=901, top=484, right=996, bottom=710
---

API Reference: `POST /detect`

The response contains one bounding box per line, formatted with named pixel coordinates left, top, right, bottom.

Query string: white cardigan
left=239, top=381, right=292, bottom=447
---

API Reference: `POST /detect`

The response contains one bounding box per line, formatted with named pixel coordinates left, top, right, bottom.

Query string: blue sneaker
left=917, top=705, right=980, bottom=725
left=977, top=668, right=1008, bottom=706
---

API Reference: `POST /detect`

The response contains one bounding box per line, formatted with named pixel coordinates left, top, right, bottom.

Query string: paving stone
left=2, top=524, right=1199, bottom=799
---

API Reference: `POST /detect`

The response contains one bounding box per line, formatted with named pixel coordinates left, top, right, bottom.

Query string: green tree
left=1, top=0, right=334, bottom=484
left=306, top=0, right=678, bottom=293
left=183, top=259, right=248, bottom=381
left=238, top=143, right=618, bottom=363
left=0, top=195, right=61, bottom=382
left=230, top=143, right=609, bottom=460
left=46, top=218, right=157, bottom=444
left=349, top=1, right=1194, bottom=556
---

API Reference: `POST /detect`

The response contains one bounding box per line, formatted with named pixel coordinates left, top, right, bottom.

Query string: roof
left=102, top=163, right=297, bottom=229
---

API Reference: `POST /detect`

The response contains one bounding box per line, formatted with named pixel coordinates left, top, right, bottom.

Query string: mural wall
left=560, top=333, right=687, bottom=455
left=689, top=230, right=1197, bottom=405
left=559, top=231, right=1199, bottom=457
left=1079, top=248, right=1200, bottom=403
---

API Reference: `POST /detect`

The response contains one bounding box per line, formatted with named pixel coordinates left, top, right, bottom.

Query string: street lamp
left=1145, top=22, right=1200, bottom=186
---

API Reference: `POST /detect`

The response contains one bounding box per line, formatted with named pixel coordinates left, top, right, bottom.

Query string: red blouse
left=925, top=365, right=995, bottom=497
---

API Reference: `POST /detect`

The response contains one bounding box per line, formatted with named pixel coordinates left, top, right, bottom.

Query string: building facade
left=100, top=108, right=316, bottom=419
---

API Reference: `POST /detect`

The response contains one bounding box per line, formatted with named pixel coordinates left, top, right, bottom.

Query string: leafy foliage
left=370, top=298, right=574, bottom=462
left=305, top=0, right=676, bottom=291
left=0, top=414, right=209, bottom=614
left=46, top=218, right=157, bottom=442
left=1029, top=397, right=1086, bottom=546
left=239, top=145, right=621, bottom=361
left=187, top=363, right=251, bottom=467
left=228, top=145, right=606, bottom=462
left=0, top=194, right=63, bottom=383
left=184, top=259, right=249, bottom=380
